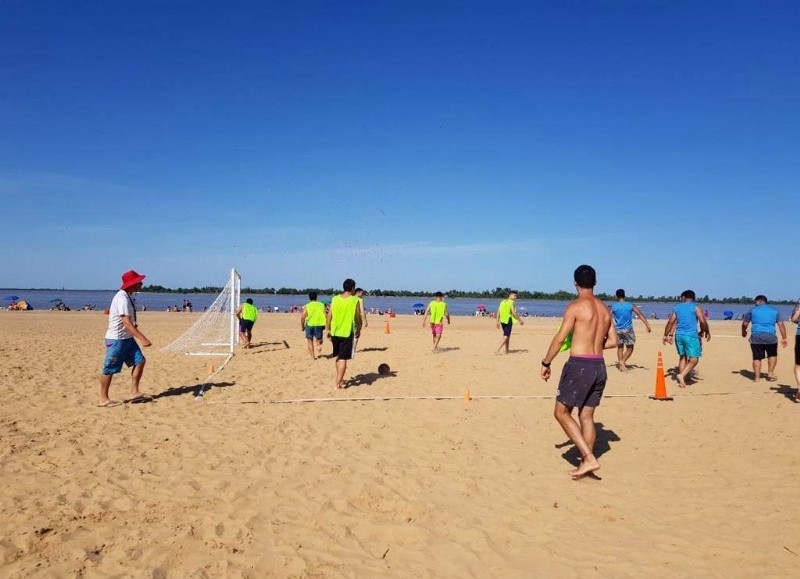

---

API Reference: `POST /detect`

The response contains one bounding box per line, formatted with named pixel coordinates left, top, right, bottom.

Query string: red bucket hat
left=121, top=269, right=146, bottom=290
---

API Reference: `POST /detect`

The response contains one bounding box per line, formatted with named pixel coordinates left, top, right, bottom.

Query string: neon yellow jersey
left=428, top=300, right=447, bottom=324
left=304, top=301, right=326, bottom=327
left=330, top=295, right=358, bottom=338
left=241, top=302, right=258, bottom=322
left=498, top=299, right=515, bottom=324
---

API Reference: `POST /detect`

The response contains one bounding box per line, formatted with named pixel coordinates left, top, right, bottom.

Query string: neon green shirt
left=498, top=299, right=515, bottom=324
left=330, top=294, right=358, bottom=338
left=241, top=302, right=258, bottom=322
left=304, top=301, right=326, bottom=327
left=428, top=300, right=447, bottom=324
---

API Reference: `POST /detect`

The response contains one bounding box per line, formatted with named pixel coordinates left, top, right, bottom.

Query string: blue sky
left=1, top=1, right=798, bottom=298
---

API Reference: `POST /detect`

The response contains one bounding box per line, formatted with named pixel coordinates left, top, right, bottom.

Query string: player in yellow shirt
left=301, top=291, right=327, bottom=359
left=326, top=278, right=363, bottom=389
left=496, top=290, right=524, bottom=354
left=422, top=292, right=450, bottom=352
left=236, top=298, right=258, bottom=349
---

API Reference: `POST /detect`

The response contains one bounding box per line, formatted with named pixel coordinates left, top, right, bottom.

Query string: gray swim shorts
left=556, top=356, right=607, bottom=408
left=616, top=328, right=636, bottom=346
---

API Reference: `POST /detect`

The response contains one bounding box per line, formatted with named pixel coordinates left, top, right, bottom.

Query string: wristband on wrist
left=541, top=359, right=551, bottom=368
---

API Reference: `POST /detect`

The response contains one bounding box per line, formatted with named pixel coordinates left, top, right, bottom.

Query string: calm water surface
left=3, top=289, right=793, bottom=320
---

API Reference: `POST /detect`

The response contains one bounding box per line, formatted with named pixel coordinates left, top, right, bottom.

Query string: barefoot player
left=540, top=265, right=618, bottom=480
left=662, top=290, right=711, bottom=388
left=326, top=278, right=362, bottom=389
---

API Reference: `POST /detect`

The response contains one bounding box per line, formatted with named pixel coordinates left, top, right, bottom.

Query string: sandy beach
left=1, top=310, right=799, bottom=577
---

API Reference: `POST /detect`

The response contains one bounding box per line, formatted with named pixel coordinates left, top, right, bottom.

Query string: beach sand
left=1, top=310, right=799, bottom=577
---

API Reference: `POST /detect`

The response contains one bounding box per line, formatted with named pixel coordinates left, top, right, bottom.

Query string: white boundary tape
left=202, top=389, right=792, bottom=405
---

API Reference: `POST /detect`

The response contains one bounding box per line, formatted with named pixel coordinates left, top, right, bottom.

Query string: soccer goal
left=162, top=268, right=241, bottom=365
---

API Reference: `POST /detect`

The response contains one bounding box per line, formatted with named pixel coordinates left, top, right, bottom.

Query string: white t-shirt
left=105, top=290, right=137, bottom=340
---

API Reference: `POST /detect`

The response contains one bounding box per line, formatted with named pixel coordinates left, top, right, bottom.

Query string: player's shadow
left=250, top=340, right=291, bottom=353
left=506, top=349, right=528, bottom=354
left=556, top=422, right=621, bottom=469
left=359, top=347, right=388, bottom=352
left=345, top=371, right=398, bottom=388
left=435, top=347, right=460, bottom=353
left=770, top=385, right=799, bottom=402
left=154, top=381, right=236, bottom=400
left=732, top=369, right=756, bottom=380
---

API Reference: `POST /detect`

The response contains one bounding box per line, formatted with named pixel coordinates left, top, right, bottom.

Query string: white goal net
left=163, top=268, right=241, bottom=357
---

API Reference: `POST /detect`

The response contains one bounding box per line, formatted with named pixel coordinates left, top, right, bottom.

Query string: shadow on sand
left=732, top=369, right=757, bottom=381
left=345, top=371, right=398, bottom=388
left=149, top=381, right=236, bottom=401
left=616, top=363, right=646, bottom=371
left=434, top=347, right=461, bottom=353
left=249, top=340, right=291, bottom=353
left=556, top=422, right=621, bottom=472
left=359, top=347, right=388, bottom=352
left=770, top=385, right=799, bottom=403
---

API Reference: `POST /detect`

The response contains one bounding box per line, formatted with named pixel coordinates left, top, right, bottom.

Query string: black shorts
left=239, top=320, right=254, bottom=332
left=331, top=335, right=353, bottom=360
left=750, top=342, right=778, bottom=361
left=556, top=357, right=607, bottom=408
left=795, top=335, right=800, bottom=365
left=500, top=322, right=513, bottom=337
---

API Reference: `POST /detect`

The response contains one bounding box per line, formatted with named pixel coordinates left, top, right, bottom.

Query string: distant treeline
left=139, top=285, right=795, bottom=305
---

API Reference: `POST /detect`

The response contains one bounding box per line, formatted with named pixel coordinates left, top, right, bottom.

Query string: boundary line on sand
left=203, top=390, right=794, bottom=405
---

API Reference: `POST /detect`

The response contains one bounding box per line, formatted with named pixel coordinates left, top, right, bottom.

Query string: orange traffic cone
left=650, top=352, right=673, bottom=401
left=385, top=320, right=391, bottom=334
left=209, top=364, right=216, bottom=374
left=464, top=389, right=471, bottom=402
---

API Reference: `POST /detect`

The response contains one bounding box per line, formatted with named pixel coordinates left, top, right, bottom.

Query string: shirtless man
left=541, top=265, right=618, bottom=480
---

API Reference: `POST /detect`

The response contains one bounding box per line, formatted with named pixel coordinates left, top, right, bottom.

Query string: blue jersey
left=674, top=302, right=699, bottom=336
left=744, top=304, right=783, bottom=335
left=611, top=301, right=634, bottom=330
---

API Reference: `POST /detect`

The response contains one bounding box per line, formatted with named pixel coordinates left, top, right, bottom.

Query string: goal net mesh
left=162, top=269, right=241, bottom=356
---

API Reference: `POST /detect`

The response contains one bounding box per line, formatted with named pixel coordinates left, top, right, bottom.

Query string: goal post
left=163, top=268, right=241, bottom=357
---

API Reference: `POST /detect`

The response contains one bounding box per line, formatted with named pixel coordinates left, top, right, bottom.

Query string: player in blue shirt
left=741, top=295, right=787, bottom=383
left=663, top=289, right=711, bottom=388
left=610, top=288, right=651, bottom=373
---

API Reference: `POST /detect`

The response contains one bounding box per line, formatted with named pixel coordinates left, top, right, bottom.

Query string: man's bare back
left=540, top=265, right=618, bottom=481
left=566, top=295, right=616, bottom=356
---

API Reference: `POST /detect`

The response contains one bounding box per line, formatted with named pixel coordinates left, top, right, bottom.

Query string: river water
left=2, top=289, right=792, bottom=320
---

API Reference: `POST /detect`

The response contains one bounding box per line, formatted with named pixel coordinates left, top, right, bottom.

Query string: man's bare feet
left=766, top=374, right=778, bottom=382
left=618, top=362, right=628, bottom=373
left=570, top=454, right=600, bottom=479
left=98, top=399, right=121, bottom=408
left=676, top=374, right=687, bottom=388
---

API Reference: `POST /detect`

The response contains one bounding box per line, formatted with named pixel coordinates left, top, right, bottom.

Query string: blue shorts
left=102, top=338, right=145, bottom=375
left=500, top=322, right=513, bottom=337
left=675, top=334, right=702, bottom=358
left=305, top=325, right=324, bottom=340
left=239, top=319, right=255, bottom=332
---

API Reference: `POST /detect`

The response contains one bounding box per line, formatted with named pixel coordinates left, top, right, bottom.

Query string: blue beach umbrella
left=4, top=295, right=20, bottom=301
left=412, top=302, right=424, bottom=308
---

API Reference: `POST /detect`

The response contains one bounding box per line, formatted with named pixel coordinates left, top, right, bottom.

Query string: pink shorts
left=430, top=323, right=444, bottom=335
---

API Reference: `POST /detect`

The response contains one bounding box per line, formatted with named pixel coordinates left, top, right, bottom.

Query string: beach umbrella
left=49, top=298, right=64, bottom=304
left=412, top=302, right=424, bottom=308
left=476, top=304, right=487, bottom=310
left=4, top=295, right=19, bottom=301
